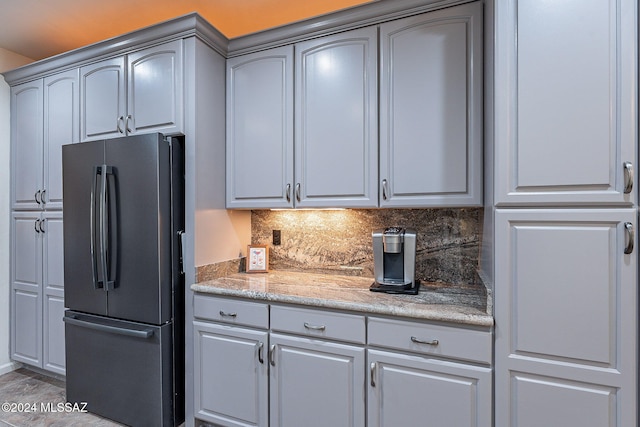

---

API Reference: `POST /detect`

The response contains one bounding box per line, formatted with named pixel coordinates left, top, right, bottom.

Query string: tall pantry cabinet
left=492, top=1, right=638, bottom=426
left=10, top=69, right=78, bottom=375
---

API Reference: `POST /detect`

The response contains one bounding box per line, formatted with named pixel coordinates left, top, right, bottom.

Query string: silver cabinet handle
left=286, top=183, right=291, bottom=203
left=39, top=218, right=45, bottom=233
left=303, top=322, right=326, bottom=331
left=257, top=342, right=264, bottom=364
left=34, top=219, right=41, bottom=233
left=623, top=161, right=633, bottom=194
left=40, top=189, right=46, bottom=205
left=126, top=115, right=133, bottom=133
left=624, top=222, right=634, bottom=254
left=117, top=116, right=125, bottom=134
left=370, top=362, right=376, bottom=387
left=410, top=336, right=439, bottom=346
left=381, top=179, right=389, bottom=201
left=295, top=183, right=301, bottom=203
left=269, top=344, right=276, bottom=366
left=219, top=310, right=237, bottom=318
left=35, top=189, right=41, bottom=205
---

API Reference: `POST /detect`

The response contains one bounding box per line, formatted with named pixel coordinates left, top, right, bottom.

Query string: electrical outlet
left=273, top=230, right=281, bottom=246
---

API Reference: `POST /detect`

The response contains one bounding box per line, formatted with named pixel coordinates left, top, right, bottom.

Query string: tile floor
left=0, top=368, right=123, bottom=427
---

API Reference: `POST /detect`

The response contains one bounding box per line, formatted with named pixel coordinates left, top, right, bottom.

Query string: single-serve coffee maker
left=370, top=227, right=420, bottom=294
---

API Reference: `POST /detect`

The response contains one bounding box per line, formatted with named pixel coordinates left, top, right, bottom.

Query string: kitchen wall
left=250, top=208, right=484, bottom=286
left=0, top=48, right=33, bottom=374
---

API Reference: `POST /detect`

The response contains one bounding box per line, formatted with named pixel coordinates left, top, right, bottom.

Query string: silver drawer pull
left=370, top=362, right=377, bottom=387
left=303, top=322, right=326, bottom=331
left=257, top=342, right=264, bottom=364
left=624, top=222, right=634, bottom=254
left=410, top=336, right=439, bottom=346
left=623, top=161, right=633, bottom=194
left=219, top=310, right=237, bottom=318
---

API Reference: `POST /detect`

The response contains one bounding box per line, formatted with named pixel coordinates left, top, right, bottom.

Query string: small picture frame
left=247, top=245, right=269, bottom=273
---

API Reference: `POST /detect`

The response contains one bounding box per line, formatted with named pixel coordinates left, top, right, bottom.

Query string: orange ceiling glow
left=0, top=0, right=377, bottom=61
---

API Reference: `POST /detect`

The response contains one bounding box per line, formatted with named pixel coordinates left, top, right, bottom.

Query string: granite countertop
left=192, top=270, right=493, bottom=327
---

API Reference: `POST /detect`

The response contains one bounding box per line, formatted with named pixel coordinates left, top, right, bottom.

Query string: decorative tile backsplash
left=250, top=208, right=483, bottom=286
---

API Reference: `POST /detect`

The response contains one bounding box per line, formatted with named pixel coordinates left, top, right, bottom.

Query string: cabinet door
left=194, top=321, right=268, bottom=427
left=42, top=212, right=65, bottom=375
left=269, top=333, right=365, bottom=427
left=495, top=209, right=637, bottom=427
left=295, top=27, right=378, bottom=208
left=11, top=212, right=43, bottom=367
left=368, top=349, right=492, bottom=427
left=11, top=80, right=43, bottom=210
left=494, top=0, right=637, bottom=205
left=226, top=46, right=294, bottom=209
left=44, top=69, right=79, bottom=209
left=80, top=56, right=126, bottom=141
left=127, top=40, right=184, bottom=136
left=379, top=2, right=483, bottom=207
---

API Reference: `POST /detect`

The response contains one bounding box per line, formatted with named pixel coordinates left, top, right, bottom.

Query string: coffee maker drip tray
left=370, top=280, right=420, bottom=295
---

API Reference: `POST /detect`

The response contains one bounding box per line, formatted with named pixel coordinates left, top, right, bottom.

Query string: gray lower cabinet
left=193, top=295, right=492, bottom=427
left=269, top=305, right=366, bottom=427
left=495, top=209, right=637, bottom=427
left=193, top=295, right=269, bottom=427
left=80, top=39, right=184, bottom=141
left=11, top=211, right=65, bottom=375
left=367, top=317, right=492, bottom=427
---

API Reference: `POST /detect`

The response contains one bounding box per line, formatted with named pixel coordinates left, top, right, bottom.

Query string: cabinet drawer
left=368, top=317, right=492, bottom=364
left=271, top=305, right=366, bottom=344
left=193, top=294, right=268, bottom=329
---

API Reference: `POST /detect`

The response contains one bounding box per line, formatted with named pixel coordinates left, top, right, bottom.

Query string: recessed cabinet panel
left=226, top=46, right=294, bottom=208
left=295, top=27, right=378, bottom=208
left=43, top=212, right=64, bottom=292
left=12, top=289, right=41, bottom=365
left=127, top=40, right=183, bottom=135
left=512, top=374, right=616, bottom=427
left=44, top=294, right=66, bottom=375
left=11, top=81, right=43, bottom=210
left=379, top=2, right=483, bottom=207
left=495, top=209, right=637, bottom=427
left=194, top=321, right=268, bottom=427
left=44, top=69, right=79, bottom=209
left=80, top=57, right=126, bottom=141
left=270, top=333, right=365, bottom=427
left=13, top=212, right=41, bottom=287
left=495, top=0, right=637, bottom=205
left=368, top=349, right=492, bottom=427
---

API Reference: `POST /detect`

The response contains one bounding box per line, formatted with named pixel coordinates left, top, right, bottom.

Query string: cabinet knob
left=370, top=362, right=376, bottom=387
left=295, top=183, right=301, bottom=203
left=126, top=115, right=134, bottom=134
left=257, top=342, right=264, bottom=364
left=40, top=189, right=46, bottom=205
left=34, top=189, right=41, bottom=205
left=269, top=344, right=276, bottom=366
left=34, top=219, right=41, bottom=233
left=285, top=184, right=291, bottom=203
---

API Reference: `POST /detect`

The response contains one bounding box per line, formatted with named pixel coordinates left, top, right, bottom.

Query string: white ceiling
left=0, top=0, right=375, bottom=61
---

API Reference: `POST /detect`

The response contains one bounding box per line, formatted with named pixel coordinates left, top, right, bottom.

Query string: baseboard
left=0, top=361, right=21, bottom=376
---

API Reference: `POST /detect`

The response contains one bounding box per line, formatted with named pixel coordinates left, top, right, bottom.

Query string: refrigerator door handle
left=100, top=165, right=116, bottom=291
left=63, top=315, right=154, bottom=339
left=91, top=166, right=103, bottom=289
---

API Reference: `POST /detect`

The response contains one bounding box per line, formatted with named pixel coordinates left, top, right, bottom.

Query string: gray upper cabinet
left=11, top=69, right=78, bottom=211
left=11, top=80, right=43, bottom=210
left=379, top=2, right=483, bottom=208
left=494, top=0, right=637, bottom=206
left=294, top=27, right=378, bottom=208
left=226, top=46, right=294, bottom=209
left=81, top=40, right=184, bottom=141
left=44, top=70, right=79, bottom=210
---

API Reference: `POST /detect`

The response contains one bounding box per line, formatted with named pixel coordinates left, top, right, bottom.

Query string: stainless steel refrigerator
left=62, top=133, right=184, bottom=427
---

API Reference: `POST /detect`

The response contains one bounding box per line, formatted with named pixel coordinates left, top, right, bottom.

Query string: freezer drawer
left=64, top=311, right=178, bottom=427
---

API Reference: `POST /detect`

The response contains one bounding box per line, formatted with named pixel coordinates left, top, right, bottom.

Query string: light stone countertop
left=191, top=270, right=494, bottom=327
